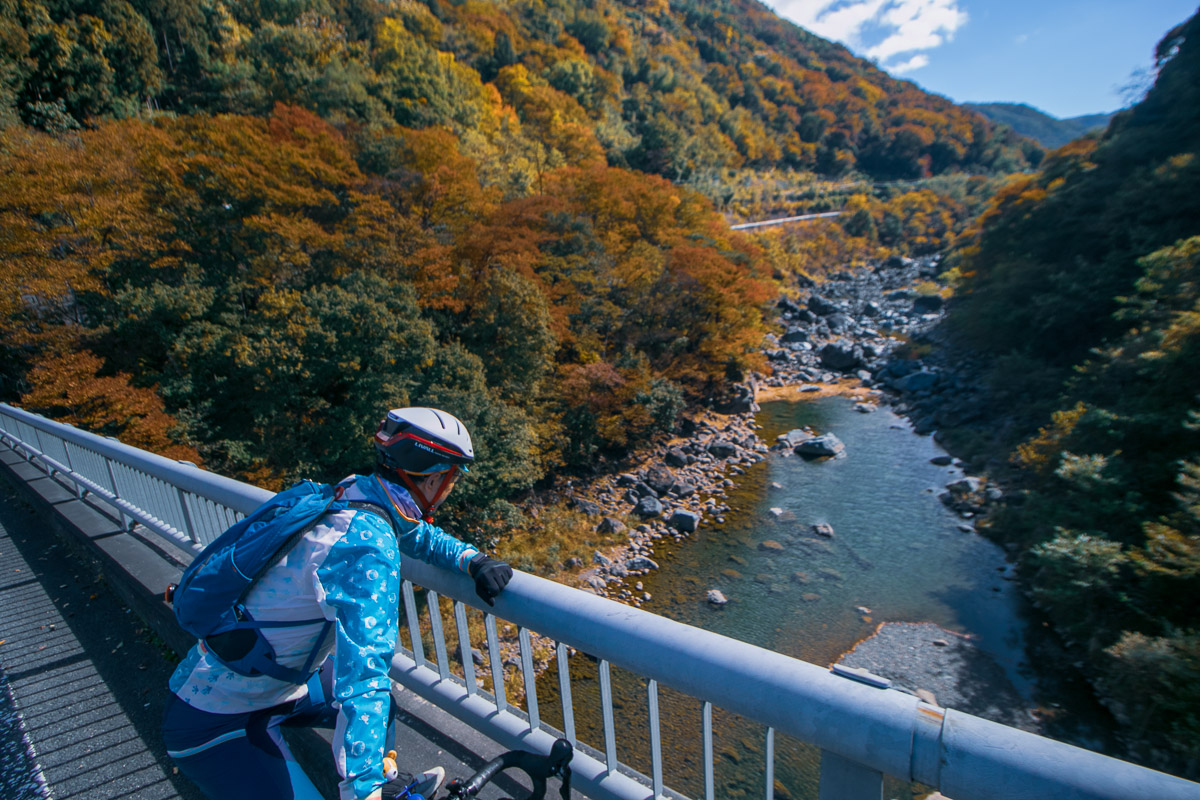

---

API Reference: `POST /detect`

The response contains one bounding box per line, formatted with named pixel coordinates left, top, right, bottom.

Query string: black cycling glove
left=468, top=553, right=513, bottom=607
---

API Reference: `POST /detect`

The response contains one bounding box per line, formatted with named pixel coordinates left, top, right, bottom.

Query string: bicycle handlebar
left=445, top=738, right=573, bottom=800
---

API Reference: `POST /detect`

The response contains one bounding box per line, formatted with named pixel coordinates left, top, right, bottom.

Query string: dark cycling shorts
left=162, top=668, right=339, bottom=800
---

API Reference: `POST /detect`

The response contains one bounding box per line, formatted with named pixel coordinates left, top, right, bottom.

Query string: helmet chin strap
left=390, top=467, right=458, bottom=523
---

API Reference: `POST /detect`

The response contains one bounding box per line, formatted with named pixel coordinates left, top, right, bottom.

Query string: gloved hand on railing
left=468, top=553, right=513, bottom=607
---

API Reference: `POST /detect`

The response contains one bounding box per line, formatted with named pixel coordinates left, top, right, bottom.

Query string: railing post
left=818, top=749, right=883, bottom=800
left=702, top=700, right=715, bottom=800
left=175, top=486, right=198, bottom=543
left=765, top=727, right=775, bottom=800
left=648, top=679, right=664, bottom=800
left=104, top=454, right=131, bottom=531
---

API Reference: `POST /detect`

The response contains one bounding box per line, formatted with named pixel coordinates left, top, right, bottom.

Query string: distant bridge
left=730, top=211, right=842, bottom=230
left=1, top=402, right=1198, bottom=800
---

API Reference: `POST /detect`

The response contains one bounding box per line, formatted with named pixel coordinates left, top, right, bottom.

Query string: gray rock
left=930, top=455, right=953, bottom=466
left=708, top=440, right=739, bottom=459
left=826, top=313, right=854, bottom=333
left=780, top=328, right=809, bottom=344
left=778, top=429, right=813, bottom=447
left=625, top=556, right=660, bottom=571
left=572, top=497, right=602, bottom=516
left=669, top=510, right=701, bottom=533
left=596, top=517, right=626, bottom=535
left=634, top=496, right=664, bottom=517
left=795, top=434, right=846, bottom=458
left=895, top=370, right=939, bottom=393
left=670, top=481, right=697, bottom=498
left=664, top=448, right=689, bottom=468
left=593, top=551, right=612, bottom=566
left=819, top=341, right=862, bottom=371
left=707, top=589, right=729, bottom=606
left=644, top=465, right=676, bottom=495
left=947, top=477, right=983, bottom=495
left=811, top=523, right=835, bottom=538
left=634, top=481, right=658, bottom=498
left=808, top=294, right=840, bottom=316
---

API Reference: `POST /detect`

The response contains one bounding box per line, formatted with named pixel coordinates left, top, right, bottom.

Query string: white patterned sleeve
left=316, top=511, right=402, bottom=800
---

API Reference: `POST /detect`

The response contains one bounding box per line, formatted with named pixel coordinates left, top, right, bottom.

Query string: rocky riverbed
left=554, top=254, right=1006, bottom=604
left=837, top=622, right=1038, bottom=732
left=504, top=254, right=1038, bottom=734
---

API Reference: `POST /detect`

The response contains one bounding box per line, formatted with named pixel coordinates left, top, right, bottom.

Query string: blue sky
left=764, top=0, right=1198, bottom=118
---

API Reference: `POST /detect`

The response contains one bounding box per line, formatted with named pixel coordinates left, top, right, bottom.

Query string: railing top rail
left=0, top=403, right=271, bottom=512
left=400, top=561, right=1200, bottom=800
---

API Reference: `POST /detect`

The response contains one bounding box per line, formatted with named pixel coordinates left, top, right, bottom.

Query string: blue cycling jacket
left=169, top=473, right=479, bottom=800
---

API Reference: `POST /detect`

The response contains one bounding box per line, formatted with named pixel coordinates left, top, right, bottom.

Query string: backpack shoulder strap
left=345, top=500, right=393, bottom=530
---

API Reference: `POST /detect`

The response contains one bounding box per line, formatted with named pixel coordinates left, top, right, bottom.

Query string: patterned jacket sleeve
left=316, top=511, right=402, bottom=800
left=392, top=514, right=478, bottom=574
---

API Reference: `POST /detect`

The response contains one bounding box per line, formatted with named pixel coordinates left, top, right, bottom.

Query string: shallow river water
left=536, top=397, right=1113, bottom=799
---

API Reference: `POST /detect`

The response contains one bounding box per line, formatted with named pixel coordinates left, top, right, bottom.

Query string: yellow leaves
left=1015, top=402, right=1090, bottom=475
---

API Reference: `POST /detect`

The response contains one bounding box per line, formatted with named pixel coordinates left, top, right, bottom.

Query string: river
left=536, top=395, right=1116, bottom=800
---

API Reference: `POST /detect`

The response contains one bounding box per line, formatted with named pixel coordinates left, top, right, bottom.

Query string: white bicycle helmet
left=374, top=407, right=474, bottom=474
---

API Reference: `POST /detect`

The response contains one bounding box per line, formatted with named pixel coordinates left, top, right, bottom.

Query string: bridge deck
left=0, top=445, right=545, bottom=800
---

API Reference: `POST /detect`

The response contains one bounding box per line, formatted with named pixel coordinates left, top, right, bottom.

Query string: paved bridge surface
left=0, top=444, right=547, bottom=800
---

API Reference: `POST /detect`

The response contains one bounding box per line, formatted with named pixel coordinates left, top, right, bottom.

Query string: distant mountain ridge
left=965, top=102, right=1114, bottom=149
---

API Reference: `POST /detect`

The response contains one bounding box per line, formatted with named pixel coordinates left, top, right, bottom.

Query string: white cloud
left=889, top=53, right=931, bottom=73
left=768, top=0, right=968, bottom=75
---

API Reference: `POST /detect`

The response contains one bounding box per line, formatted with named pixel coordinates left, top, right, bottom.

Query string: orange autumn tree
left=0, top=121, right=200, bottom=460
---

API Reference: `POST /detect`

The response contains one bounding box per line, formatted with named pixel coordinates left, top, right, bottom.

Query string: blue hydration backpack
left=167, top=480, right=387, bottom=683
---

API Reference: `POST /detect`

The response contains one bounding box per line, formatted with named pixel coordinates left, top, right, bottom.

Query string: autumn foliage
left=0, top=105, right=772, bottom=528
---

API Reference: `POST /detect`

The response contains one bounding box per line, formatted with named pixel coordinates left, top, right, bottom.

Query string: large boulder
left=633, top=495, right=664, bottom=518
left=644, top=465, right=676, bottom=496
left=895, top=370, right=939, bottom=393
left=795, top=434, right=846, bottom=458
left=708, top=440, right=739, bottom=459
left=572, top=497, right=602, bottom=516
left=825, top=313, right=855, bottom=333
left=946, top=477, right=984, bottom=496
left=669, top=510, right=701, bottom=533
left=808, top=294, right=840, bottom=316
left=669, top=481, right=697, bottom=499
left=664, top=448, right=689, bottom=468
left=777, top=429, right=814, bottom=448
left=819, top=341, right=862, bottom=372
left=780, top=328, right=809, bottom=344
left=596, top=517, right=626, bottom=535
left=625, top=556, right=660, bottom=572
left=707, top=589, right=729, bottom=606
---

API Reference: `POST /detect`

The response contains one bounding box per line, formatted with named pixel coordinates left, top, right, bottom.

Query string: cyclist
left=162, top=407, right=514, bottom=800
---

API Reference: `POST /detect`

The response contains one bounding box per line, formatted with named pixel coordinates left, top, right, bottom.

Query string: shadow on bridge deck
left=0, top=444, right=543, bottom=800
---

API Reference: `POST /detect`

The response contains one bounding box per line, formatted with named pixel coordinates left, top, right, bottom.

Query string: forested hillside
left=944, top=12, right=1200, bottom=768
left=0, top=0, right=1037, bottom=543
left=1, top=0, right=1039, bottom=181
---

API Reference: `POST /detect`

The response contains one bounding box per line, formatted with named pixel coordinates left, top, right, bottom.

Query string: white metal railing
left=2, top=402, right=1198, bottom=800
